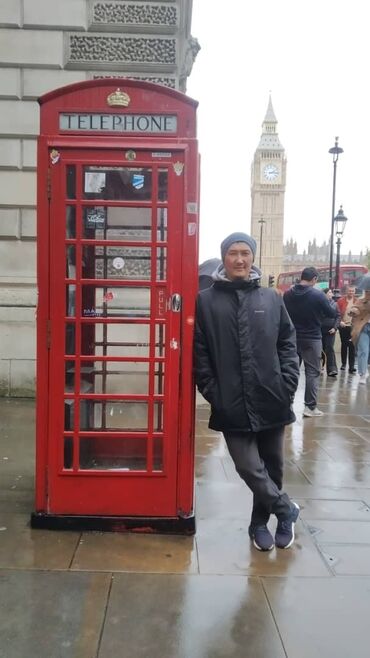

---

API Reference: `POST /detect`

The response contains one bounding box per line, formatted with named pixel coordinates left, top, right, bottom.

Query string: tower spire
left=263, top=94, right=277, bottom=124
left=257, top=94, right=284, bottom=150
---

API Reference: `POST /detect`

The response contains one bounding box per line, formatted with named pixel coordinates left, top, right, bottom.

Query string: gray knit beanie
left=220, top=232, right=257, bottom=261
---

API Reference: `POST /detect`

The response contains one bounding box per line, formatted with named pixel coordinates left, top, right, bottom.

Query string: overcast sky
left=187, top=0, right=368, bottom=263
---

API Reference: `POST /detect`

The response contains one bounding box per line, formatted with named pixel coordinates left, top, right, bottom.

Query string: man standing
left=337, top=286, right=357, bottom=373
left=283, top=267, right=337, bottom=417
left=194, top=232, right=300, bottom=552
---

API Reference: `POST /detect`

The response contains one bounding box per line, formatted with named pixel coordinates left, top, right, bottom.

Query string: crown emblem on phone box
left=107, top=88, right=131, bottom=107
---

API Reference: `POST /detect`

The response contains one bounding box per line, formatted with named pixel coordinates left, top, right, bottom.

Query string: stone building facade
left=0, top=0, right=198, bottom=396
left=283, top=238, right=368, bottom=272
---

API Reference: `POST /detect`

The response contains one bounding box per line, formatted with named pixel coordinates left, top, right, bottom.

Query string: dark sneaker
left=349, top=368, right=357, bottom=373
left=340, top=365, right=346, bottom=370
left=275, top=502, right=300, bottom=549
left=248, top=524, right=274, bottom=551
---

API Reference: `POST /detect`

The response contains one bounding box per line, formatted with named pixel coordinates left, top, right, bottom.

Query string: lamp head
left=334, top=205, right=348, bottom=237
left=329, top=136, right=344, bottom=156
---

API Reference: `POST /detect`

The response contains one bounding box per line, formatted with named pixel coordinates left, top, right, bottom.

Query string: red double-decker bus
left=277, top=264, right=368, bottom=292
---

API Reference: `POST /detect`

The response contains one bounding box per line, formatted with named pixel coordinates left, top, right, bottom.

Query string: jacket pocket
left=281, top=379, right=294, bottom=405
left=202, top=379, right=218, bottom=405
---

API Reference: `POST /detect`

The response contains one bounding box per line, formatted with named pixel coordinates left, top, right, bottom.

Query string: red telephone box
left=31, top=79, right=199, bottom=533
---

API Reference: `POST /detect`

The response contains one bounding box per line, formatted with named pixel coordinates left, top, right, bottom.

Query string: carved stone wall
left=68, top=34, right=177, bottom=68
left=0, top=0, right=199, bottom=396
left=92, top=73, right=176, bottom=88
left=91, top=2, right=178, bottom=28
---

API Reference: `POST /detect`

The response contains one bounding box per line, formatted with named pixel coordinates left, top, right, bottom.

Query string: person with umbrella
left=198, top=258, right=221, bottom=291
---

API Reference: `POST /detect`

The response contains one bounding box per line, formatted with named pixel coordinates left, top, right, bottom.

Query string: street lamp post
left=258, top=215, right=266, bottom=269
left=328, top=137, right=344, bottom=288
left=334, top=205, right=348, bottom=291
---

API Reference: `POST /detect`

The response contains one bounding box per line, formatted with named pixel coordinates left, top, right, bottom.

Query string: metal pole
left=328, top=137, right=343, bottom=289
left=258, top=217, right=265, bottom=269
left=335, top=236, right=341, bottom=289
left=329, top=160, right=337, bottom=289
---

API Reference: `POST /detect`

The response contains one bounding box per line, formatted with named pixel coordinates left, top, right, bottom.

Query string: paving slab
left=0, top=512, right=80, bottom=570
left=0, top=473, right=34, bottom=513
left=0, top=570, right=110, bottom=658
left=71, top=532, right=199, bottom=574
left=0, top=398, right=35, bottom=429
left=320, top=544, right=370, bottom=575
left=352, top=427, right=370, bottom=440
left=99, top=573, right=286, bottom=658
left=0, top=428, right=35, bottom=475
left=297, top=413, right=370, bottom=428
left=285, top=441, right=335, bottom=462
left=306, top=519, right=370, bottom=543
left=195, top=454, right=229, bottom=482
left=297, top=497, right=370, bottom=520
left=314, top=434, right=370, bottom=461
left=196, top=518, right=331, bottom=577
left=296, top=460, right=370, bottom=487
left=195, top=430, right=227, bottom=456
left=195, top=481, right=252, bottom=520
left=263, top=576, right=370, bottom=658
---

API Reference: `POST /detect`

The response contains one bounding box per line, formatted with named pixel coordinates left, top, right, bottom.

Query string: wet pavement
left=1, top=370, right=370, bottom=657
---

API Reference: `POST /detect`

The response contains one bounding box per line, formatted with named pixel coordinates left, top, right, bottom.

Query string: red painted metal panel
left=35, top=80, right=199, bottom=526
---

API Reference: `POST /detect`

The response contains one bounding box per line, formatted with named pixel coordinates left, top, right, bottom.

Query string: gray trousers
left=223, top=427, right=292, bottom=526
left=296, top=337, right=322, bottom=409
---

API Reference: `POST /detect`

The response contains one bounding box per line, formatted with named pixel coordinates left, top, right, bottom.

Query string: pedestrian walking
left=194, top=232, right=300, bottom=552
left=283, top=267, right=337, bottom=417
left=350, top=281, right=370, bottom=384
left=337, top=286, right=357, bottom=373
left=321, top=288, right=341, bottom=377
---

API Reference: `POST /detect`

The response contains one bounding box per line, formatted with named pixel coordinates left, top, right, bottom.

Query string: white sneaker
left=359, top=375, right=367, bottom=385
left=303, top=406, right=324, bottom=417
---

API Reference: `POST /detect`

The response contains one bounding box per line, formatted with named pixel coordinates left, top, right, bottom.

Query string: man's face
left=347, top=287, right=356, bottom=298
left=223, top=242, right=254, bottom=280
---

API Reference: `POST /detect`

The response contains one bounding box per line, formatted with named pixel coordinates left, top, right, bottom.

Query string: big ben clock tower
left=250, top=96, right=287, bottom=281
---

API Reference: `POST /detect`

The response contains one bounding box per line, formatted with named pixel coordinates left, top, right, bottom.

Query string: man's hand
left=329, top=328, right=336, bottom=334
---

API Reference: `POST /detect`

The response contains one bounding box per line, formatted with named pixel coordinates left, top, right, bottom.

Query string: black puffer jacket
left=194, top=277, right=300, bottom=432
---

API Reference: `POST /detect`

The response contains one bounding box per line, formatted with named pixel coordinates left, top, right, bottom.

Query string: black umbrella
left=357, top=273, right=370, bottom=291
left=198, top=258, right=221, bottom=290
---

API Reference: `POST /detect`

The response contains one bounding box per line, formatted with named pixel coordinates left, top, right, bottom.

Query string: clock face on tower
left=262, top=163, right=280, bottom=182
